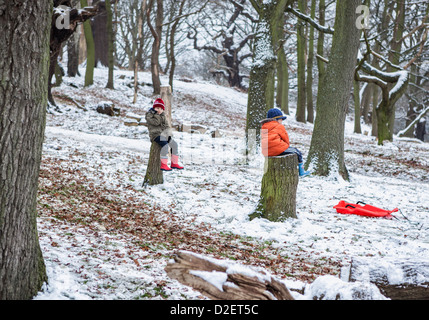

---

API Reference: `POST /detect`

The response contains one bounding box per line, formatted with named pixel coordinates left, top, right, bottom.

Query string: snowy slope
left=34, top=67, right=429, bottom=300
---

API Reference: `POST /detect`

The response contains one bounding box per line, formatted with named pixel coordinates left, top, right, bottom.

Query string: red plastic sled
left=333, top=200, right=398, bottom=218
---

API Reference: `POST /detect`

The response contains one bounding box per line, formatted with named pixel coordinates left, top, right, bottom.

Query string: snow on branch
left=355, top=32, right=410, bottom=106
left=286, top=7, right=334, bottom=34
left=356, top=58, right=409, bottom=104
left=397, top=105, right=429, bottom=137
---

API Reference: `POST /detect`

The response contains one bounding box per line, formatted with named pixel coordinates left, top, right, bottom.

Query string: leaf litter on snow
left=35, top=68, right=429, bottom=300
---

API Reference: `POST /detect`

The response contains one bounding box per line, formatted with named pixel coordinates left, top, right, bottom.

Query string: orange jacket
left=261, top=120, right=290, bottom=157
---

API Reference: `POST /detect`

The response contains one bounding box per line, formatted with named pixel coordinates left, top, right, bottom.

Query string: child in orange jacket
left=261, top=108, right=310, bottom=177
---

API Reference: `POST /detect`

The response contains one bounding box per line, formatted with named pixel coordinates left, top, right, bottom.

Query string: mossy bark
left=143, top=142, right=164, bottom=186
left=81, top=0, right=95, bottom=87
left=305, top=0, right=361, bottom=180
left=246, top=0, right=290, bottom=144
left=0, top=0, right=51, bottom=299
left=250, top=155, right=299, bottom=222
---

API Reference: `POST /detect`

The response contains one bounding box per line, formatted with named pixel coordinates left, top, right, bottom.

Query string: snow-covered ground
left=34, top=67, right=429, bottom=300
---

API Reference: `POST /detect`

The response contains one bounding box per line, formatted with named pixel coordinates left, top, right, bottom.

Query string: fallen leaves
left=37, top=156, right=342, bottom=284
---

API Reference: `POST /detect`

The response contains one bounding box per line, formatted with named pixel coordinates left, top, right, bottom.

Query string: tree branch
left=161, top=0, right=209, bottom=27
left=286, top=7, right=334, bottom=34
left=397, top=105, right=429, bottom=137
left=248, top=0, right=262, bottom=15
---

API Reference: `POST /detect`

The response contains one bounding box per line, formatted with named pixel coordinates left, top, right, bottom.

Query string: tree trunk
left=91, top=0, right=108, bottom=67
left=305, top=0, right=361, bottom=180
left=296, top=0, right=307, bottom=123
left=160, top=85, right=172, bottom=126
left=387, top=0, right=406, bottom=136
left=250, top=154, right=299, bottom=222
left=67, top=32, right=80, bottom=77
left=105, top=0, right=115, bottom=89
left=361, top=83, right=372, bottom=124
left=147, top=0, right=163, bottom=95
left=67, top=0, right=81, bottom=77
left=143, top=142, right=164, bottom=186
left=168, top=0, right=186, bottom=91
left=0, top=0, right=51, bottom=299
left=306, top=0, right=316, bottom=123
left=354, top=80, right=362, bottom=134
left=316, top=0, right=326, bottom=101
left=143, top=86, right=172, bottom=186
left=81, top=0, right=95, bottom=87
left=276, top=15, right=289, bottom=114
left=133, top=0, right=146, bottom=104
left=371, top=86, right=379, bottom=137
left=376, top=99, right=394, bottom=143
left=246, top=0, right=290, bottom=145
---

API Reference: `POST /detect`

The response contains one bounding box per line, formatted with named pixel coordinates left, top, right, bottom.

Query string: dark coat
left=145, top=108, right=173, bottom=142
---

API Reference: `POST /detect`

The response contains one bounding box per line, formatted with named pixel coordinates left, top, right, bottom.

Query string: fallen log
left=346, top=257, right=429, bottom=300
left=96, top=101, right=120, bottom=116
left=165, top=250, right=294, bottom=300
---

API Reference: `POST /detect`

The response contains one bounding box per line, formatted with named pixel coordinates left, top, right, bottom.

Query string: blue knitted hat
left=267, top=108, right=287, bottom=120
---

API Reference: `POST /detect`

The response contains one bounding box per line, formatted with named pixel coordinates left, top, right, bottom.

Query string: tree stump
left=250, top=154, right=299, bottom=221
left=143, top=85, right=172, bottom=186
left=165, top=250, right=294, bottom=300
left=143, top=142, right=163, bottom=186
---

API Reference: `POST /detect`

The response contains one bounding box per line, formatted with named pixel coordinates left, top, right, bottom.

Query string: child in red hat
left=145, top=98, right=184, bottom=171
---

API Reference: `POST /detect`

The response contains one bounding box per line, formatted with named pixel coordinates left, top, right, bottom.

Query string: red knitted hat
left=153, top=98, right=165, bottom=110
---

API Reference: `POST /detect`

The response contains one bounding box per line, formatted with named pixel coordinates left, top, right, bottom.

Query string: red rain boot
left=160, top=158, right=172, bottom=171
left=170, top=155, right=184, bottom=170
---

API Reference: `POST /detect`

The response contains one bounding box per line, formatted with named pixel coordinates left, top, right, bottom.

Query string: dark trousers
left=279, top=147, right=303, bottom=163
left=154, top=136, right=178, bottom=158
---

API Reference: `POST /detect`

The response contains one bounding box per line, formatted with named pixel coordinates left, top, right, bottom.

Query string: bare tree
left=187, top=0, right=256, bottom=89
left=146, top=0, right=163, bottom=94
left=164, top=0, right=209, bottom=90
left=116, top=0, right=152, bottom=69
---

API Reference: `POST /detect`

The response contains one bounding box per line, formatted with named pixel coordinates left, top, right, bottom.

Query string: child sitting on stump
left=146, top=98, right=184, bottom=171
left=261, top=108, right=310, bottom=177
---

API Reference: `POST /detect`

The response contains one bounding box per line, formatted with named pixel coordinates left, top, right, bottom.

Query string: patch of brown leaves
left=38, top=157, right=342, bottom=283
